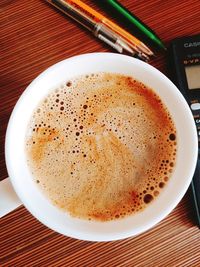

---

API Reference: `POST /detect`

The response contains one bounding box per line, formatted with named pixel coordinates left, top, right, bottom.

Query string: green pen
left=101, top=0, right=167, bottom=50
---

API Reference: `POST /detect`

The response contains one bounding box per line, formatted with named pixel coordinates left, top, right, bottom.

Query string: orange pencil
left=65, top=0, right=154, bottom=56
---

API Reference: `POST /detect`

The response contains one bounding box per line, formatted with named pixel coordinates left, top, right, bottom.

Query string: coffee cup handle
left=0, top=177, right=22, bottom=218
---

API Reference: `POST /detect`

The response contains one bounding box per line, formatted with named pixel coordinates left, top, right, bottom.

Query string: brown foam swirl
left=26, top=73, right=177, bottom=221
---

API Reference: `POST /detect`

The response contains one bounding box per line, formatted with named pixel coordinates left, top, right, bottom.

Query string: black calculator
left=169, top=34, right=200, bottom=227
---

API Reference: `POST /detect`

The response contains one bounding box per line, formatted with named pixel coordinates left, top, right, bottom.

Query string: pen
left=100, top=0, right=166, bottom=51
left=45, top=0, right=150, bottom=61
left=63, top=0, right=154, bottom=56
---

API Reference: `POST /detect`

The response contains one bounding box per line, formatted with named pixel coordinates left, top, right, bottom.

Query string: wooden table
left=1, top=1, right=200, bottom=266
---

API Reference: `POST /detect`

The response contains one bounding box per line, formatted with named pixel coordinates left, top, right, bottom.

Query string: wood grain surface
left=1, top=0, right=200, bottom=266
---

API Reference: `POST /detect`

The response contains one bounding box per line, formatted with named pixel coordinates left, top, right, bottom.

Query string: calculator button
left=191, top=103, right=200, bottom=110
left=196, top=118, right=200, bottom=124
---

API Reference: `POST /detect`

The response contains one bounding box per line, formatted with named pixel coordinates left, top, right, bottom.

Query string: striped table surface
left=1, top=0, right=200, bottom=266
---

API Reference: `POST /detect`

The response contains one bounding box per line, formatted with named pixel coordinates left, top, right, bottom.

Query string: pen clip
left=98, top=34, right=123, bottom=53
left=94, top=23, right=136, bottom=54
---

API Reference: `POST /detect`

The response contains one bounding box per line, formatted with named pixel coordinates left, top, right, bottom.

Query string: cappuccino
left=26, top=73, right=177, bottom=221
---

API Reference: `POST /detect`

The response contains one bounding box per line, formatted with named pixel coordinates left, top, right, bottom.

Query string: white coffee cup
left=2, top=53, right=198, bottom=241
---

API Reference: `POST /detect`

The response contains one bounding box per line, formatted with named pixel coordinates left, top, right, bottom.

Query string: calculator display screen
left=185, top=65, right=200, bottom=90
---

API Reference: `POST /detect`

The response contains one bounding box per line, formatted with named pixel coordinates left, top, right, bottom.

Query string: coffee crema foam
left=26, top=73, right=177, bottom=221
